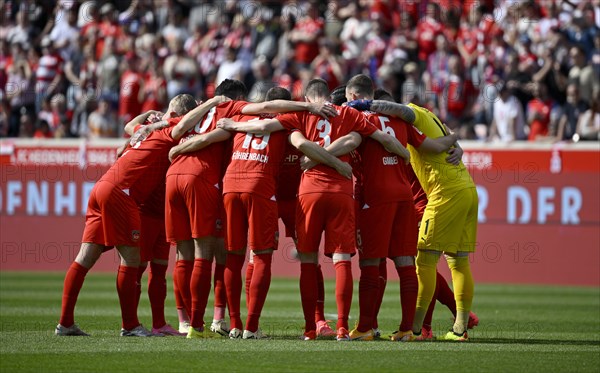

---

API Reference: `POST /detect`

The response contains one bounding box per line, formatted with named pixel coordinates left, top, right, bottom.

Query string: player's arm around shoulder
left=168, top=128, right=231, bottom=162
left=369, top=130, right=411, bottom=164
left=418, top=132, right=459, bottom=154
left=370, top=100, right=417, bottom=124
left=217, top=117, right=284, bottom=134
left=171, top=95, right=231, bottom=140
left=242, top=100, right=338, bottom=119
left=288, top=131, right=352, bottom=179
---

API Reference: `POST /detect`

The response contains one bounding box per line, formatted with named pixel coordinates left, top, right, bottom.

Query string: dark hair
left=373, top=88, right=394, bottom=101
left=305, top=78, right=329, bottom=99
left=170, top=94, right=197, bottom=116
left=346, top=74, right=374, bottom=97
left=215, top=79, right=248, bottom=100
left=330, top=85, right=347, bottom=106
left=266, top=86, right=292, bottom=101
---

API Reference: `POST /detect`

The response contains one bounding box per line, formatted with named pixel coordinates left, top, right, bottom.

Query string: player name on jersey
left=231, top=151, right=269, bottom=163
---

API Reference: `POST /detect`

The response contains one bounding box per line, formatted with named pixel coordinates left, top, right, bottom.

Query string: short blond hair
left=169, top=94, right=197, bottom=116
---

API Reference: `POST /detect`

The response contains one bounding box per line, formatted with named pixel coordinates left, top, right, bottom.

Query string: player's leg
left=372, top=258, right=387, bottom=336
left=57, top=242, right=103, bottom=336
left=242, top=193, right=278, bottom=338
left=442, top=188, right=478, bottom=340
left=412, top=249, right=441, bottom=335
left=324, top=193, right=356, bottom=341
left=390, top=202, right=419, bottom=341
left=116, top=244, right=152, bottom=336
left=165, top=175, right=193, bottom=332
left=188, top=235, right=216, bottom=334
left=174, top=240, right=193, bottom=332
left=210, top=237, right=229, bottom=336
left=296, top=194, right=323, bottom=340
left=351, top=204, right=392, bottom=340
left=223, top=193, right=249, bottom=338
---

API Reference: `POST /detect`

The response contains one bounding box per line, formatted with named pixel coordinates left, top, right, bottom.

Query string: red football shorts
left=277, top=198, right=297, bottom=240
left=165, top=174, right=223, bottom=242
left=357, top=200, right=418, bottom=260
left=82, top=180, right=141, bottom=248
left=223, top=192, right=278, bottom=252
left=140, top=214, right=170, bottom=262
left=296, top=192, right=356, bottom=256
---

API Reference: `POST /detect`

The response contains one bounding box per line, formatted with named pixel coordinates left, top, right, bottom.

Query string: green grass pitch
left=1, top=272, right=598, bottom=373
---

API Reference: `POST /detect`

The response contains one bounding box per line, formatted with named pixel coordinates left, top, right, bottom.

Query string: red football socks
left=334, top=261, right=353, bottom=330
left=135, top=264, right=146, bottom=310
left=148, top=262, right=168, bottom=329
left=315, top=264, right=325, bottom=323
left=190, top=258, right=212, bottom=329
left=300, top=263, right=318, bottom=332
left=372, top=260, right=388, bottom=330
left=225, top=253, right=245, bottom=330
left=245, top=253, right=272, bottom=332
left=117, top=265, right=140, bottom=330
left=173, top=260, right=193, bottom=316
left=213, top=263, right=226, bottom=321
left=59, top=262, right=89, bottom=327
left=357, top=265, right=379, bottom=332
left=397, top=265, right=418, bottom=332
left=245, top=262, right=254, bottom=307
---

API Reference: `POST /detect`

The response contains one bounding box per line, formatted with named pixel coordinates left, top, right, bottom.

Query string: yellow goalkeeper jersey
left=407, top=103, right=475, bottom=199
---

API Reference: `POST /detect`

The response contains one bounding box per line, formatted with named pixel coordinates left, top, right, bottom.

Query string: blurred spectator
left=556, top=83, right=589, bottom=141
left=119, top=52, right=143, bottom=126
left=568, top=45, right=597, bottom=106
left=33, top=119, right=53, bottom=139
left=248, top=56, right=275, bottom=103
left=88, top=97, right=117, bottom=139
left=489, top=84, right=527, bottom=142
left=0, top=99, right=10, bottom=137
left=289, top=1, right=323, bottom=68
left=163, top=38, right=198, bottom=99
left=0, top=0, right=595, bottom=142
left=35, top=37, right=64, bottom=113
left=18, top=113, right=35, bottom=138
left=527, top=82, right=554, bottom=141
left=576, top=91, right=600, bottom=141
left=6, top=58, right=35, bottom=137
left=311, top=39, right=345, bottom=91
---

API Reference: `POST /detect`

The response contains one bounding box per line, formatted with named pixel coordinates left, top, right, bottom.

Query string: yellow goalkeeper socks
left=447, top=254, right=474, bottom=334
left=413, top=250, right=440, bottom=332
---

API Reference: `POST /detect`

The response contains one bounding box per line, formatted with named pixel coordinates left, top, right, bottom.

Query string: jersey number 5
left=379, top=116, right=396, bottom=137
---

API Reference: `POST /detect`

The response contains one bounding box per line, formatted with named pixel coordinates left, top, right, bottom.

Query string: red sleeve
left=408, top=125, right=426, bottom=148
left=228, top=100, right=249, bottom=116
left=347, top=108, right=377, bottom=136
left=134, top=124, right=143, bottom=133
left=167, top=116, right=183, bottom=126
left=277, top=112, right=302, bottom=131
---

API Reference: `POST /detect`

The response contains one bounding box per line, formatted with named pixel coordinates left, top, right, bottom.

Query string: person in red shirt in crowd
left=527, top=81, right=554, bottom=141
left=342, top=76, right=458, bottom=342
left=55, top=94, right=216, bottom=337
left=140, top=59, right=167, bottom=113
left=416, top=2, right=443, bottom=65
left=441, top=55, right=476, bottom=133
left=369, top=0, right=395, bottom=33
left=119, top=52, right=144, bottom=126
left=312, top=39, right=346, bottom=91
left=96, top=3, right=124, bottom=60
left=289, top=2, right=323, bottom=68
left=216, top=78, right=411, bottom=341
left=165, top=79, right=338, bottom=339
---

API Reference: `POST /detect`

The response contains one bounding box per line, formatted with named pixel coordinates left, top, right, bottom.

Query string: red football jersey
left=358, top=112, right=426, bottom=205
left=407, top=165, right=428, bottom=221
left=278, top=105, right=377, bottom=196
left=102, top=123, right=179, bottom=206
left=222, top=113, right=287, bottom=199
left=167, top=101, right=248, bottom=186
left=276, top=142, right=303, bottom=201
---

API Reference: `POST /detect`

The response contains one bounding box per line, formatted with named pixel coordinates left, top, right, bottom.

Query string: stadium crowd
left=0, top=0, right=598, bottom=141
